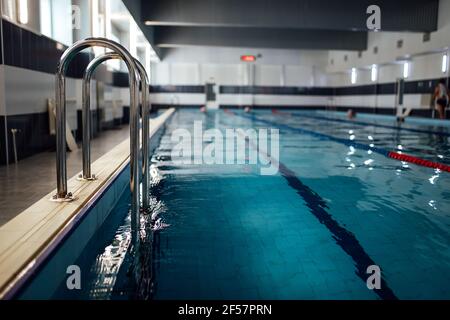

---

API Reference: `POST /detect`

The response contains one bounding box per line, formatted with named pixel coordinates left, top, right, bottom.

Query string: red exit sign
left=241, top=55, right=256, bottom=62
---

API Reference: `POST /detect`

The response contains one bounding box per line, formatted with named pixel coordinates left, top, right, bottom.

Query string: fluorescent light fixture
left=442, top=53, right=448, bottom=73
left=351, top=68, right=357, bottom=84
left=18, top=0, right=29, bottom=24
left=371, top=64, right=377, bottom=82
left=403, top=62, right=409, bottom=78
left=129, top=20, right=138, bottom=57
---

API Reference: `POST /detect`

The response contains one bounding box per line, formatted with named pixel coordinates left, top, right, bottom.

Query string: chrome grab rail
left=52, top=37, right=141, bottom=246
left=134, top=59, right=151, bottom=210
left=80, top=53, right=151, bottom=209
left=80, top=53, right=121, bottom=181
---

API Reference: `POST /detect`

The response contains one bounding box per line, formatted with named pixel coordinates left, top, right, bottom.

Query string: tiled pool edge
left=0, top=108, right=175, bottom=299
left=11, top=161, right=131, bottom=299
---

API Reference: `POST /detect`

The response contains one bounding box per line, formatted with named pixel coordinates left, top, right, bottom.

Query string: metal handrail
left=80, top=53, right=121, bottom=181
left=52, top=37, right=141, bottom=246
left=80, top=53, right=151, bottom=209
left=134, top=59, right=151, bottom=210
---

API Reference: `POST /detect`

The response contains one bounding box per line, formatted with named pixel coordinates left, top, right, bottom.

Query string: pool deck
left=0, top=126, right=131, bottom=227
left=0, top=108, right=175, bottom=298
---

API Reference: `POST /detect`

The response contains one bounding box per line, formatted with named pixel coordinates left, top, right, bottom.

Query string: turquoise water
left=53, top=109, right=450, bottom=300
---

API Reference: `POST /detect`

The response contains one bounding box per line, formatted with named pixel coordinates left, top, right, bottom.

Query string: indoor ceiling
left=122, top=0, right=439, bottom=57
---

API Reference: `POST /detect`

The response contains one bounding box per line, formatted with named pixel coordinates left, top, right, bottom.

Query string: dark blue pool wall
left=14, top=119, right=168, bottom=299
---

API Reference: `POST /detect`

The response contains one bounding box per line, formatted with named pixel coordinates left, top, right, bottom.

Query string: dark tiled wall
left=76, top=110, right=100, bottom=141
left=150, top=85, right=205, bottom=93
left=220, top=86, right=333, bottom=95
left=219, top=78, right=449, bottom=96
left=0, top=117, right=6, bottom=163
left=1, top=19, right=129, bottom=84
left=151, top=79, right=448, bottom=96
left=113, top=71, right=129, bottom=88
left=5, top=113, right=55, bottom=163
left=3, top=20, right=63, bottom=74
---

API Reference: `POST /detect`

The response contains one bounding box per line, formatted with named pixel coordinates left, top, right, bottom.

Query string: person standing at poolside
left=433, top=79, right=449, bottom=119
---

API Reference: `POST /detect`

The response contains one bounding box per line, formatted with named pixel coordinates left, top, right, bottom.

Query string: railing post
left=134, top=59, right=151, bottom=210
left=80, top=52, right=121, bottom=181
left=51, top=38, right=141, bottom=249
left=79, top=54, right=151, bottom=212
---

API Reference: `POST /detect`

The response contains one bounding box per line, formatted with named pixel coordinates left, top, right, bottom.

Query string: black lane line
left=287, top=112, right=450, bottom=137
left=232, top=111, right=399, bottom=300
left=279, top=163, right=398, bottom=300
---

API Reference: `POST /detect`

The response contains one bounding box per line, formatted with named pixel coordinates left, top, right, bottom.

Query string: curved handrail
left=53, top=37, right=141, bottom=245
left=81, top=52, right=121, bottom=180
left=80, top=53, right=151, bottom=209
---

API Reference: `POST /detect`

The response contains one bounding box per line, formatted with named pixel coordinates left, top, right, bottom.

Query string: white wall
left=0, top=65, right=127, bottom=129
left=327, top=0, right=450, bottom=82
left=151, top=46, right=328, bottom=86
left=150, top=46, right=329, bottom=106
left=322, top=0, right=450, bottom=110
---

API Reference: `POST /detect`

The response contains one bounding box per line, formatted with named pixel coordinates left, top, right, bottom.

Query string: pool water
left=53, top=109, right=450, bottom=300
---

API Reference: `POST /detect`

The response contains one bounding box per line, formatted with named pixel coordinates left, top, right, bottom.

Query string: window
left=40, top=0, right=52, bottom=37
left=371, top=65, right=377, bottom=82
left=92, top=0, right=106, bottom=57
left=106, top=32, right=121, bottom=71
left=442, top=54, right=448, bottom=73
left=403, top=62, right=410, bottom=78
left=17, top=0, right=27, bottom=24
left=351, top=68, right=357, bottom=84
left=39, top=0, right=72, bottom=45
left=1, top=0, right=28, bottom=24
left=1, top=0, right=17, bottom=21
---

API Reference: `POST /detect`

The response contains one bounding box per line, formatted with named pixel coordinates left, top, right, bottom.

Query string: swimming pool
left=18, top=109, right=450, bottom=300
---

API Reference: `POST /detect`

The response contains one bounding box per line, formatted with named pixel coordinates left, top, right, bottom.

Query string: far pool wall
left=149, top=53, right=448, bottom=115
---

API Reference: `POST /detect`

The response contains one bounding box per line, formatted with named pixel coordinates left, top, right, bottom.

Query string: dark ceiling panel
left=122, top=0, right=438, bottom=53
left=154, top=27, right=368, bottom=51
left=141, top=0, right=438, bottom=32
left=122, top=0, right=161, bottom=57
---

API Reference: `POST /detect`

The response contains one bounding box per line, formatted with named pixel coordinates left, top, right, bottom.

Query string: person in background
left=347, top=109, right=356, bottom=119
left=244, top=106, right=251, bottom=113
left=433, top=79, right=449, bottom=119
left=200, top=105, right=207, bottom=113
